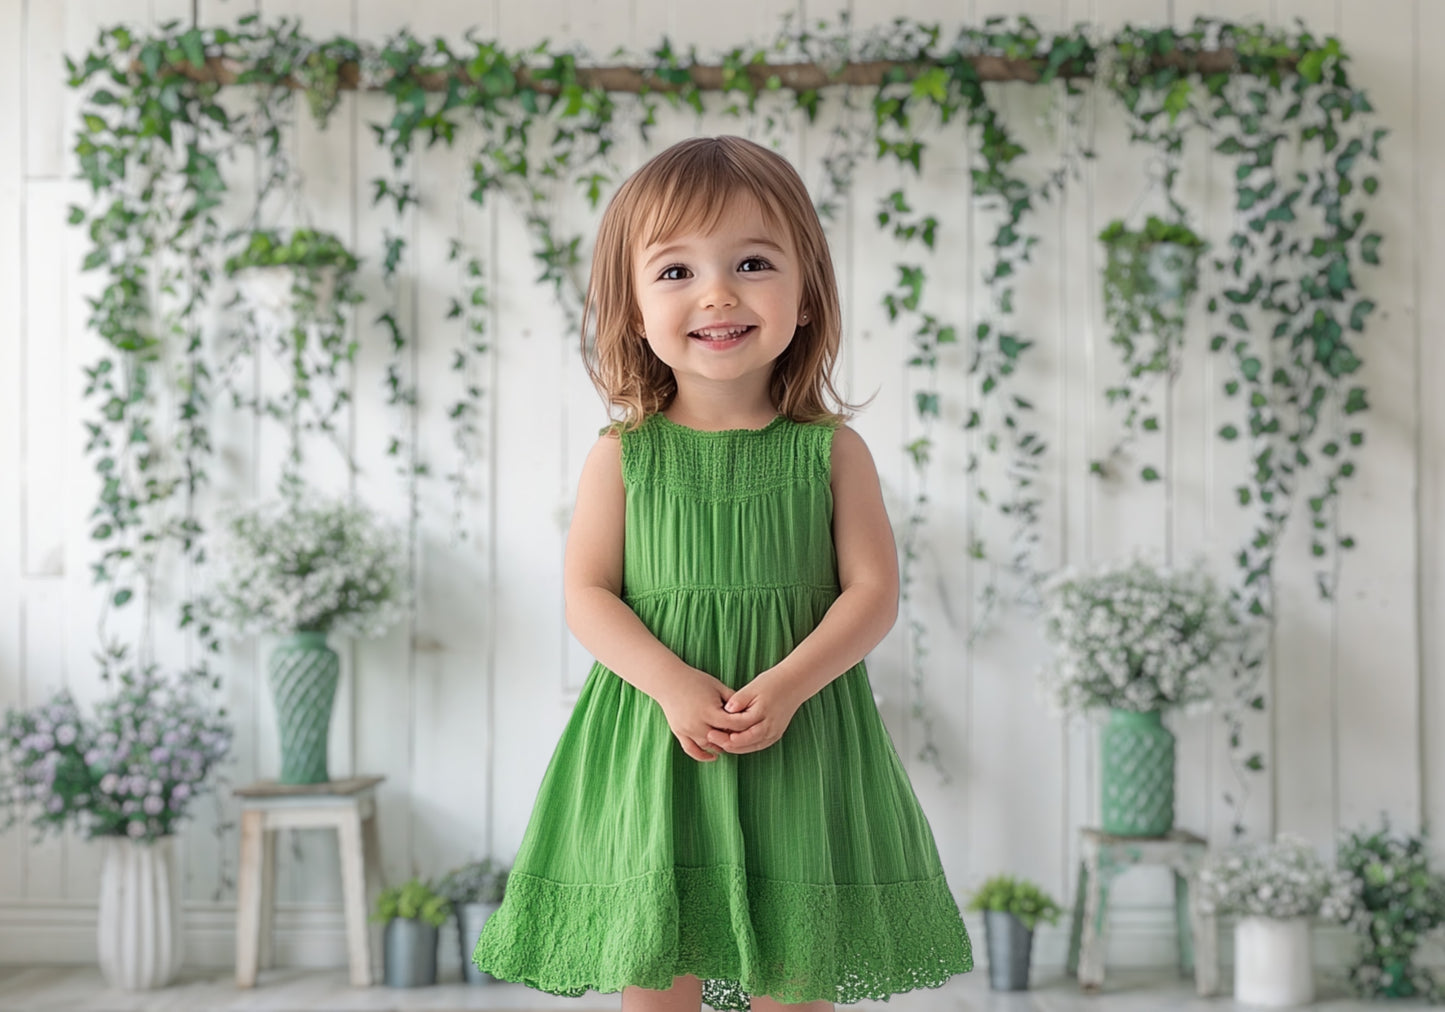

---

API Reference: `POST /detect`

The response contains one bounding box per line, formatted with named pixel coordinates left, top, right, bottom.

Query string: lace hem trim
left=472, top=866, right=974, bottom=1010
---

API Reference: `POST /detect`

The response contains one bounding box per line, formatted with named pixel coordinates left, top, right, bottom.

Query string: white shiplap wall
left=0, top=0, right=1435, bottom=973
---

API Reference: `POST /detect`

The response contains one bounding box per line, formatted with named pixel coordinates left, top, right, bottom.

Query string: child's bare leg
left=623, top=974, right=704, bottom=1012
left=750, top=996, right=833, bottom=1012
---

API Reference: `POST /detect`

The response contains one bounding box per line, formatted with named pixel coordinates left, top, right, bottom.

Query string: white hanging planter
left=96, top=835, right=184, bottom=990
left=1234, top=915, right=1314, bottom=1007
left=233, top=263, right=340, bottom=333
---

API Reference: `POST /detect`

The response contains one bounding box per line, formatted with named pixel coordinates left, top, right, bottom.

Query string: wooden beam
left=154, top=48, right=1284, bottom=95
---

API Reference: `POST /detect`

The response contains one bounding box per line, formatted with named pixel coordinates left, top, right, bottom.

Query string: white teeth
left=692, top=326, right=750, bottom=340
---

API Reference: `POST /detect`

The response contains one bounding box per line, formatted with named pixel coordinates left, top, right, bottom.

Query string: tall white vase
left=1234, top=915, right=1314, bottom=1007
left=97, top=835, right=184, bottom=990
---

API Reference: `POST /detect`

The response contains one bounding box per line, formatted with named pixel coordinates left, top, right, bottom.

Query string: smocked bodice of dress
left=617, top=412, right=841, bottom=605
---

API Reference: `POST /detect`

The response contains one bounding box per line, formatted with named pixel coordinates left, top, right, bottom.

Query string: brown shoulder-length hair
left=582, top=135, right=870, bottom=433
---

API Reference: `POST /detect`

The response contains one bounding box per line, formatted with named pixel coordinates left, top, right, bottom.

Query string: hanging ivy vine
left=65, top=13, right=1385, bottom=832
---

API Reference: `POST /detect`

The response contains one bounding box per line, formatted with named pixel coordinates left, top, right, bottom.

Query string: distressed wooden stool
left=1065, top=827, right=1218, bottom=996
left=233, top=776, right=385, bottom=988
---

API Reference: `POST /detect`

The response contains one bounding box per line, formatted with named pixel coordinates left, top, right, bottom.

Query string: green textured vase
left=268, top=631, right=339, bottom=785
left=1100, top=708, right=1175, bottom=837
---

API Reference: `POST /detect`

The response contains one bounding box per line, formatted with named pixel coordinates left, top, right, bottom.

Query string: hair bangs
left=634, top=149, right=785, bottom=252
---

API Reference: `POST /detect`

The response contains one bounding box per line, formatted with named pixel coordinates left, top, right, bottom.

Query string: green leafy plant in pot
left=1040, top=557, right=1243, bottom=837
left=966, top=874, right=1061, bottom=990
left=1336, top=818, right=1445, bottom=1002
left=371, top=878, right=451, bottom=988
left=203, top=485, right=409, bottom=784
left=1094, top=214, right=1207, bottom=483
left=437, top=857, right=510, bottom=984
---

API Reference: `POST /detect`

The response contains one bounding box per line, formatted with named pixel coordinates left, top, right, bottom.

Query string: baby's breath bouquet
left=205, top=489, right=409, bottom=638
left=0, top=666, right=231, bottom=843
left=1039, top=557, right=1241, bottom=715
left=1199, top=834, right=1359, bottom=922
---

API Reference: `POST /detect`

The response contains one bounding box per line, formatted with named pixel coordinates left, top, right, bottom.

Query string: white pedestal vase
left=97, top=836, right=184, bottom=990
left=1234, top=915, right=1314, bottom=1007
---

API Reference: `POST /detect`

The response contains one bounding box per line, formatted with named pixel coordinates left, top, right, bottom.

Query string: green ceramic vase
left=268, top=630, right=339, bottom=784
left=1099, top=708, right=1175, bottom=837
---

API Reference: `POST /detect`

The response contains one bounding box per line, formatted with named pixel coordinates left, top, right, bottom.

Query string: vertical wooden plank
left=403, top=5, right=498, bottom=964
left=845, top=0, right=959, bottom=884
left=1420, top=0, right=1445, bottom=854
left=60, top=0, right=188, bottom=908
left=355, top=0, right=419, bottom=891
left=966, top=0, right=1069, bottom=914
left=1059, top=0, right=1096, bottom=913
left=1194, top=0, right=1274, bottom=851
left=1267, top=0, right=1340, bottom=853
left=262, top=0, right=357, bottom=912
left=187, top=0, right=261, bottom=914
left=22, top=0, right=65, bottom=180
left=452, top=0, right=564, bottom=869
left=21, top=179, right=66, bottom=578
left=1334, top=0, right=1420, bottom=831
left=0, top=0, right=24, bottom=905
left=1075, top=0, right=1177, bottom=920
left=1166, top=0, right=1218, bottom=853
left=21, top=180, right=74, bottom=903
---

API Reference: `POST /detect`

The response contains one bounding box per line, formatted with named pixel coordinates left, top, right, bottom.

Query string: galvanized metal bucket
left=458, top=902, right=502, bottom=984
left=383, top=918, right=439, bottom=988
left=984, top=910, right=1034, bottom=991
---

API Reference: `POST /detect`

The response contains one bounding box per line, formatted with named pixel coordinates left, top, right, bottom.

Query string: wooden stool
left=233, top=776, right=385, bottom=988
left=1065, top=827, right=1218, bottom=996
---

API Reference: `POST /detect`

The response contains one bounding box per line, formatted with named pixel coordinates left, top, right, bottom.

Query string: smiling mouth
left=690, top=326, right=755, bottom=343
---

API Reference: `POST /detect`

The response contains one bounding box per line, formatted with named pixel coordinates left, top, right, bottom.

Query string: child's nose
left=700, top=276, right=738, bottom=309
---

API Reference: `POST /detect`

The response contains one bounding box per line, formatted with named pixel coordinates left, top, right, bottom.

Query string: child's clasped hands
left=657, top=667, right=804, bottom=761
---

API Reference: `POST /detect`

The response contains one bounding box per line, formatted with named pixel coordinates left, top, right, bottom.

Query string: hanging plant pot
left=226, top=227, right=359, bottom=332
left=267, top=630, right=340, bottom=784
left=1099, top=708, right=1175, bottom=837
left=1234, top=915, right=1315, bottom=1006
left=232, top=263, right=341, bottom=324
left=96, top=835, right=184, bottom=990
left=1098, top=215, right=1206, bottom=315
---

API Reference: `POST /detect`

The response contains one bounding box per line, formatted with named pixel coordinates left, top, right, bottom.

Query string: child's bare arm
left=708, top=425, right=898, bottom=754
left=564, top=432, right=754, bottom=760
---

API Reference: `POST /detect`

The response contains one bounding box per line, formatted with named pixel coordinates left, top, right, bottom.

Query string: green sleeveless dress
left=473, top=412, right=972, bottom=1009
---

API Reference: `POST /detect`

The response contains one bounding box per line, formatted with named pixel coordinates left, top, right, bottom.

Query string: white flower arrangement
left=1199, top=834, right=1360, bottom=922
left=1039, top=557, right=1242, bottom=715
left=204, top=491, right=410, bottom=638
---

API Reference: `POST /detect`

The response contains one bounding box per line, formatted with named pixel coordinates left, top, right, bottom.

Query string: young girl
left=474, top=135, right=972, bottom=1012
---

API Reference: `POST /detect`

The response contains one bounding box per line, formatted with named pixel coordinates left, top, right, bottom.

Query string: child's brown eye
left=739, top=257, right=772, bottom=272
left=659, top=265, right=690, bottom=281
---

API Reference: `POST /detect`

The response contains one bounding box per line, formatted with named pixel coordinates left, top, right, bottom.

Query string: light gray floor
left=0, top=966, right=1433, bottom=1012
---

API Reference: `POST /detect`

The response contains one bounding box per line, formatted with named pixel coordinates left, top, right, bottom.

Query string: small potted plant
left=1198, top=834, right=1358, bottom=1007
left=965, top=874, right=1061, bottom=990
left=1039, top=557, right=1242, bottom=837
left=437, top=857, right=510, bottom=983
left=1336, top=818, right=1445, bottom=1001
left=372, top=878, right=452, bottom=987
left=0, top=665, right=231, bottom=990
left=203, top=485, right=409, bottom=785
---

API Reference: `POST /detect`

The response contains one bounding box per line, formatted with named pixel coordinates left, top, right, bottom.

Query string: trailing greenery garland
left=64, top=13, right=1385, bottom=831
